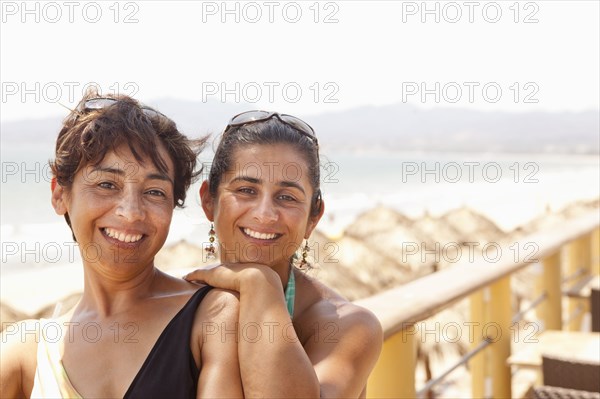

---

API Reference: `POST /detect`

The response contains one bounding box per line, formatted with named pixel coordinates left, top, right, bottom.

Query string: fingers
left=183, top=263, right=223, bottom=281
left=182, top=269, right=208, bottom=282
left=183, top=265, right=243, bottom=292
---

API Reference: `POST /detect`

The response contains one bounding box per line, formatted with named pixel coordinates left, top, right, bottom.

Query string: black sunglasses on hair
left=224, top=110, right=318, bottom=146
left=81, top=97, right=167, bottom=119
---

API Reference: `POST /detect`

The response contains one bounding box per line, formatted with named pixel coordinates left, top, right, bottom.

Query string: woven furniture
left=533, top=385, right=600, bottom=399
left=508, top=331, right=600, bottom=368
left=542, top=355, right=600, bottom=393
left=591, top=288, right=599, bottom=333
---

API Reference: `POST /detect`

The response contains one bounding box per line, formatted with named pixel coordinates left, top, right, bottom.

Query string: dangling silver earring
left=206, top=223, right=216, bottom=260
left=299, top=239, right=310, bottom=268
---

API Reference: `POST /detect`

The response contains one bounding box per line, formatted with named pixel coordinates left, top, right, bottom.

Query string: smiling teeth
left=103, top=228, right=143, bottom=243
left=243, top=228, right=278, bottom=240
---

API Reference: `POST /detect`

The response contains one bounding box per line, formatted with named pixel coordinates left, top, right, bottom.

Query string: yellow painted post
left=579, top=234, right=593, bottom=330
left=469, top=289, right=486, bottom=398
left=580, top=235, right=592, bottom=275
left=488, top=276, right=512, bottom=398
left=566, top=239, right=585, bottom=330
left=367, top=328, right=416, bottom=398
left=592, top=228, right=600, bottom=276
left=536, top=252, right=562, bottom=330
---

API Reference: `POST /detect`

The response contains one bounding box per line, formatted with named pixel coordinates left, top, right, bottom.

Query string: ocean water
left=1, top=148, right=599, bottom=274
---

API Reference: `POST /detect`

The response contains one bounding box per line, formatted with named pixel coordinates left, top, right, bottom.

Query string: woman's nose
left=115, top=190, right=145, bottom=222
left=253, top=195, right=278, bottom=224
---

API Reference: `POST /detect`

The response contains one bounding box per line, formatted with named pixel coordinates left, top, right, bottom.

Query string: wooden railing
left=355, top=210, right=600, bottom=398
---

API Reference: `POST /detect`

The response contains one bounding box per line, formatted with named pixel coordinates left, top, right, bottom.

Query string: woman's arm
left=301, top=307, right=383, bottom=398
left=236, top=267, right=320, bottom=398
left=194, top=289, right=244, bottom=399
left=185, top=265, right=383, bottom=398
left=186, top=265, right=320, bottom=398
left=0, top=331, right=25, bottom=398
left=0, top=320, right=38, bottom=399
left=238, top=279, right=382, bottom=398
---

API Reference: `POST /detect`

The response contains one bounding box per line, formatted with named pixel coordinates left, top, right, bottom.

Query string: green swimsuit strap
left=284, top=266, right=296, bottom=318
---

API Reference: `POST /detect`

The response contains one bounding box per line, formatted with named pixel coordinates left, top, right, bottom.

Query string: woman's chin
left=223, top=254, right=287, bottom=270
left=241, top=257, right=278, bottom=267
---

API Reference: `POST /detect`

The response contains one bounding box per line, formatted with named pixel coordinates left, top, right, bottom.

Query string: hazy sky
left=1, top=0, right=598, bottom=122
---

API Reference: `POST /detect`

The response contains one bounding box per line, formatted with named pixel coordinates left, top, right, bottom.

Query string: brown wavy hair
left=50, top=88, right=206, bottom=239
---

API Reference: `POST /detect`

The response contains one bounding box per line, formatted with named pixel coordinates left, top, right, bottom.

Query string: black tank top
left=123, top=285, right=212, bottom=398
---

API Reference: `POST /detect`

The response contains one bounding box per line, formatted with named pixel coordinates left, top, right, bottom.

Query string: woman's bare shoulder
left=196, top=288, right=240, bottom=315
left=295, top=273, right=382, bottom=341
left=1, top=318, right=41, bottom=397
left=190, top=288, right=240, bottom=368
left=190, top=287, right=240, bottom=339
left=294, top=273, right=383, bottom=398
left=1, top=318, right=43, bottom=351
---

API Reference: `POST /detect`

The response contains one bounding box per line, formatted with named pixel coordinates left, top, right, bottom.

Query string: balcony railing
left=356, top=210, right=599, bottom=398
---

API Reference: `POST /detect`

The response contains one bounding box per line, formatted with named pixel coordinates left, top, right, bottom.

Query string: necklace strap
left=284, top=267, right=296, bottom=318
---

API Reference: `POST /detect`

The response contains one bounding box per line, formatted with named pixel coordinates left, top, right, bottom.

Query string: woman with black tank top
left=185, top=111, right=383, bottom=398
left=0, top=91, right=243, bottom=399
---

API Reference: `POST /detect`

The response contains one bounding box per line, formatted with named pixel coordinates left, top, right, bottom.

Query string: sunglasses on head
left=224, top=110, right=318, bottom=146
left=80, top=97, right=166, bottom=119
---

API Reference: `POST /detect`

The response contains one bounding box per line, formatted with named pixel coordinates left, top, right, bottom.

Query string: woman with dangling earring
left=0, top=91, right=243, bottom=399
left=184, top=111, right=383, bottom=398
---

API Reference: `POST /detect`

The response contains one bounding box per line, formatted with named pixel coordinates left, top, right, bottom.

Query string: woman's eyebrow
left=231, top=176, right=260, bottom=185
left=91, top=166, right=173, bottom=185
left=278, top=181, right=305, bottom=194
left=230, top=176, right=306, bottom=194
left=147, top=173, right=174, bottom=185
left=91, top=166, right=124, bottom=176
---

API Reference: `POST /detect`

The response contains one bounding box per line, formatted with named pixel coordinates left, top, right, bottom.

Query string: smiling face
left=52, top=144, right=176, bottom=275
left=201, top=143, right=323, bottom=273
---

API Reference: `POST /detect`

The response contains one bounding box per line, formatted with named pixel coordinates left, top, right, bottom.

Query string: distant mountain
left=2, top=100, right=598, bottom=154
left=306, top=105, right=599, bottom=154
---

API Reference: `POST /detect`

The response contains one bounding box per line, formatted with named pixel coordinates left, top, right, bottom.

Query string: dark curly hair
left=50, top=88, right=206, bottom=240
